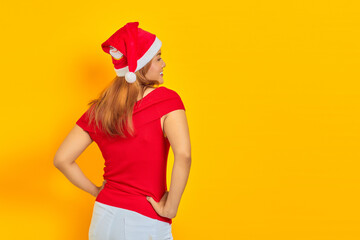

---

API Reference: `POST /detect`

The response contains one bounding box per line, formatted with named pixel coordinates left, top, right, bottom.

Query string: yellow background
left=1, top=0, right=359, bottom=239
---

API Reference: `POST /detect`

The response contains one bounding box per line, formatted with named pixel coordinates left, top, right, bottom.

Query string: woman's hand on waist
left=94, top=180, right=107, bottom=197
left=146, top=191, right=176, bottom=219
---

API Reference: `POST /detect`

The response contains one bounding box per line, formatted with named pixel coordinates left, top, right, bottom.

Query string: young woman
left=53, top=22, right=191, bottom=240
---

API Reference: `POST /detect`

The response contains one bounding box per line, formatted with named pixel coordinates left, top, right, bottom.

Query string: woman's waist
left=102, top=179, right=165, bottom=201
left=95, top=188, right=172, bottom=224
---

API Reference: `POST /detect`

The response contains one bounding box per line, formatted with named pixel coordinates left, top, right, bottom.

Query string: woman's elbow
left=53, top=157, right=65, bottom=168
left=174, top=152, right=191, bottom=163
left=53, top=155, right=74, bottom=168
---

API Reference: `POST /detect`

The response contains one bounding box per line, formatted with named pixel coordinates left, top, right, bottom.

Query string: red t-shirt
left=76, top=86, right=185, bottom=224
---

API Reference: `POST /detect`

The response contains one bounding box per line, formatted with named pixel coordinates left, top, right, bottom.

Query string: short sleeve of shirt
left=76, top=110, right=95, bottom=140
left=156, top=88, right=186, bottom=118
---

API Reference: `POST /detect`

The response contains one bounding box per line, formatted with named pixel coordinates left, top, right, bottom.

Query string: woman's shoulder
left=157, top=86, right=185, bottom=108
left=138, top=86, right=183, bottom=105
left=157, top=86, right=181, bottom=98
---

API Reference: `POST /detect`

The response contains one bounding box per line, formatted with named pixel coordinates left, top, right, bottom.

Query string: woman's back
left=76, top=86, right=186, bottom=224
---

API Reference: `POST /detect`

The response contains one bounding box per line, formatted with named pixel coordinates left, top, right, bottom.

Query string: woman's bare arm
left=53, top=125, right=100, bottom=197
left=163, top=109, right=191, bottom=218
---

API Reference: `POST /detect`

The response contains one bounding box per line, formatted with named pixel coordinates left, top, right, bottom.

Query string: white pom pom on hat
left=125, top=72, right=136, bottom=83
left=101, top=22, right=162, bottom=84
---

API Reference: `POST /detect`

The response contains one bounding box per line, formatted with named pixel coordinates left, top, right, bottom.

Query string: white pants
left=89, top=201, right=173, bottom=240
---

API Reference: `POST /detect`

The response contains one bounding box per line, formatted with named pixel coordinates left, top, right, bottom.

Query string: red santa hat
left=101, top=22, right=162, bottom=83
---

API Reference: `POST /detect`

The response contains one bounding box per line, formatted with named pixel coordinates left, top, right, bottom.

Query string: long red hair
left=84, top=60, right=159, bottom=138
